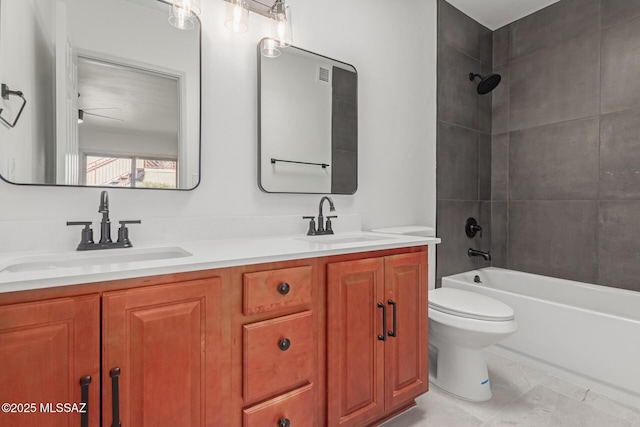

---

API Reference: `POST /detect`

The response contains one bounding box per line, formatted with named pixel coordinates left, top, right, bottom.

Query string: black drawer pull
left=377, top=302, right=386, bottom=341
left=388, top=300, right=398, bottom=338
left=80, top=376, right=91, bottom=427
left=279, top=418, right=291, bottom=427
left=279, top=338, right=291, bottom=351
left=278, top=282, right=291, bottom=295
left=110, top=367, right=121, bottom=427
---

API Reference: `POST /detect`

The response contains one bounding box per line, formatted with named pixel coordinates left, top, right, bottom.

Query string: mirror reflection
left=0, top=0, right=201, bottom=189
left=258, top=40, right=358, bottom=194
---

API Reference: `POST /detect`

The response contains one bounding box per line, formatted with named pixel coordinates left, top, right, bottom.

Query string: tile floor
left=382, top=349, right=640, bottom=427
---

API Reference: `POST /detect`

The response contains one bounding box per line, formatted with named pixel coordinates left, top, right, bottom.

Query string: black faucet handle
left=67, top=221, right=92, bottom=227
left=67, top=221, right=95, bottom=248
left=465, top=217, right=483, bottom=238
left=303, top=216, right=317, bottom=236
left=325, top=215, right=338, bottom=234
left=117, top=220, right=141, bottom=247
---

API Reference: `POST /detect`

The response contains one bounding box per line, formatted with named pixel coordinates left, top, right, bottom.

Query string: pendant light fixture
left=225, top=0, right=249, bottom=33
left=220, top=0, right=293, bottom=52
left=270, top=0, right=292, bottom=48
left=169, top=0, right=201, bottom=30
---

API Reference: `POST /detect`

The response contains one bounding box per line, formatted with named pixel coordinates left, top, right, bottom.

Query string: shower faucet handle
left=465, top=217, right=483, bottom=238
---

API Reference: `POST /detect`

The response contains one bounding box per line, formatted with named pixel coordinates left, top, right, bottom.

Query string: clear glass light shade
left=169, top=0, right=201, bottom=30
left=260, top=38, right=281, bottom=58
left=225, top=0, right=249, bottom=33
left=271, top=1, right=292, bottom=47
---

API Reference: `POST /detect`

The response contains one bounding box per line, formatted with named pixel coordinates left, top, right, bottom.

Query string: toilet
left=371, top=225, right=517, bottom=402
left=428, top=287, right=516, bottom=401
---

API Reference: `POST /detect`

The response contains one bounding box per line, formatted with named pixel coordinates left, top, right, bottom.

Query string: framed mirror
left=258, top=39, right=358, bottom=194
left=0, top=0, right=201, bottom=190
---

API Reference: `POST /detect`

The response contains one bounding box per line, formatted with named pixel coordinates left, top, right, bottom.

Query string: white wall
left=260, top=48, right=333, bottom=193
left=0, top=0, right=55, bottom=183
left=0, top=0, right=437, bottom=253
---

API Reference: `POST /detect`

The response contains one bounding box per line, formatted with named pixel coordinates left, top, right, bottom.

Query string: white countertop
left=0, top=232, right=440, bottom=294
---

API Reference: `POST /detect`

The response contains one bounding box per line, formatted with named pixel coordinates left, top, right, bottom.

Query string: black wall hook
left=0, top=83, right=27, bottom=128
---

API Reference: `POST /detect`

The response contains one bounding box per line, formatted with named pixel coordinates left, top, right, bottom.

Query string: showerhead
left=469, top=72, right=502, bottom=95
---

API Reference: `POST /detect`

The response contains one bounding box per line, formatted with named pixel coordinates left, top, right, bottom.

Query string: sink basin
left=296, top=233, right=395, bottom=245
left=0, top=247, right=192, bottom=274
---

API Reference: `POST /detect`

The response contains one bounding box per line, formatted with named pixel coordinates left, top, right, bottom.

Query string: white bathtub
left=441, top=267, right=640, bottom=407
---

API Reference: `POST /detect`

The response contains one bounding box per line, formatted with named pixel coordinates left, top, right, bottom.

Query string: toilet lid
left=429, top=288, right=515, bottom=321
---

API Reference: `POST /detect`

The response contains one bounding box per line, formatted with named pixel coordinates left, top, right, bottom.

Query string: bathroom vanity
left=0, top=233, right=437, bottom=427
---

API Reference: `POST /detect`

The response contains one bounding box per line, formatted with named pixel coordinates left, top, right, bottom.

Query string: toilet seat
left=429, top=288, right=514, bottom=321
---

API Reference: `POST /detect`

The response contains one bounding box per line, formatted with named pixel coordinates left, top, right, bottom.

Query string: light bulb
left=270, top=1, right=292, bottom=47
left=225, top=0, right=249, bottom=33
left=260, top=38, right=281, bottom=58
left=169, top=0, right=200, bottom=30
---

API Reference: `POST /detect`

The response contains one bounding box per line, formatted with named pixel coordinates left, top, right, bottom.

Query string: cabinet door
left=103, top=278, right=222, bottom=427
left=384, top=251, right=429, bottom=411
left=327, top=258, right=385, bottom=427
left=0, top=295, right=100, bottom=427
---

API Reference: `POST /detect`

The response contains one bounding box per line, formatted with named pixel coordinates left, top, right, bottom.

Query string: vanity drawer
left=243, top=384, right=314, bottom=427
left=243, top=266, right=312, bottom=315
left=243, top=311, right=313, bottom=403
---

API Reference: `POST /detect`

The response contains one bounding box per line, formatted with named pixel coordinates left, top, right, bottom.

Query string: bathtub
left=441, top=267, right=640, bottom=407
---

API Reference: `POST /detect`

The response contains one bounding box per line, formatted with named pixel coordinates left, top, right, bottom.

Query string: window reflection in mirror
left=0, top=0, right=200, bottom=190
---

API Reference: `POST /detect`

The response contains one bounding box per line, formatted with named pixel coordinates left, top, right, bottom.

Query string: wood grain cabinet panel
left=243, top=266, right=312, bottom=315
left=327, top=249, right=429, bottom=426
left=103, top=278, right=223, bottom=427
left=0, top=294, right=100, bottom=427
left=384, top=252, right=429, bottom=411
left=243, top=384, right=314, bottom=427
left=243, top=311, right=314, bottom=404
left=327, top=258, right=386, bottom=426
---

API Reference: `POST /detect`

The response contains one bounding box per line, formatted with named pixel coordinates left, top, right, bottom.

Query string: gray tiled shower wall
left=436, top=0, right=493, bottom=284
left=437, top=0, right=640, bottom=291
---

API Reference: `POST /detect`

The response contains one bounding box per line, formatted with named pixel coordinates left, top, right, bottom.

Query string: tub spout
left=468, top=248, right=491, bottom=261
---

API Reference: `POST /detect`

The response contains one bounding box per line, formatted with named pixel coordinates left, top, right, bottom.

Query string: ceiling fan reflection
left=78, top=108, right=123, bottom=124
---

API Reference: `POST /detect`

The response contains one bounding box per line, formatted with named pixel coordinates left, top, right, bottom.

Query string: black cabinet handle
left=377, top=302, right=386, bottom=341
left=279, top=418, right=291, bottom=427
left=278, top=283, right=290, bottom=295
left=80, top=376, right=91, bottom=427
left=279, top=338, right=291, bottom=351
left=110, top=368, right=121, bottom=427
left=388, top=300, right=398, bottom=338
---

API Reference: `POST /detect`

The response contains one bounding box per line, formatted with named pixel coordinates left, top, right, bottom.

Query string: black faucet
left=303, top=196, right=337, bottom=235
left=99, top=190, right=112, bottom=244
left=468, top=248, right=491, bottom=261
left=67, top=191, right=141, bottom=251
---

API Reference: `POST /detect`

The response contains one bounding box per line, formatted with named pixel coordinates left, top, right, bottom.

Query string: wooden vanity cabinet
left=102, top=278, right=224, bottom=427
left=0, top=273, right=227, bottom=427
left=326, top=251, right=429, bottom=427
left=0, top=294, right=101, bottom=427
left=0, top=244, right=429, bottom=427
left=230, top=261, right=319, bottom=427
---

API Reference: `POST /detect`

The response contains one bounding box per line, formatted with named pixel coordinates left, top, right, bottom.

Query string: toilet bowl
left=428, top=287, right=517, bottom=401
